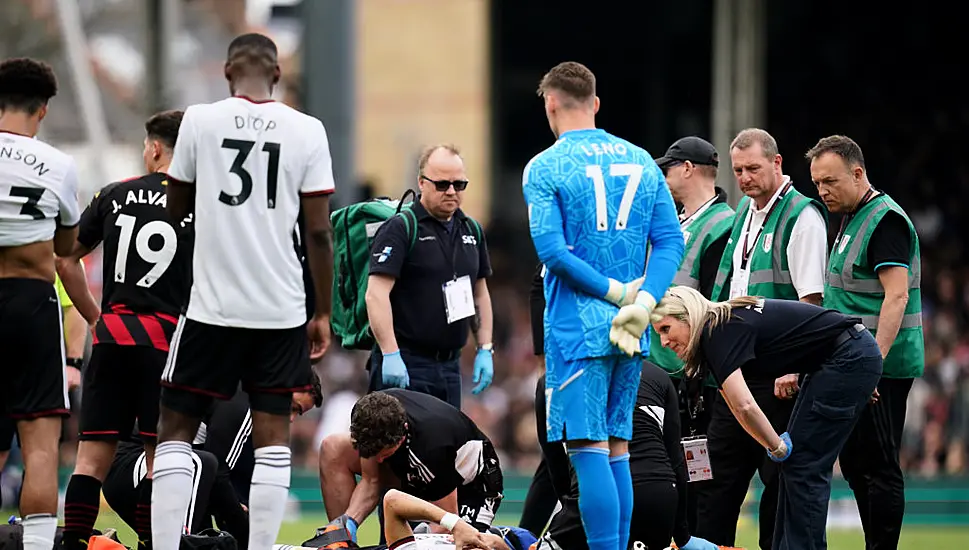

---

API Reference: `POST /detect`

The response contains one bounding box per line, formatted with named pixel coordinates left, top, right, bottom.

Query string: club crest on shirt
left=838, top=234, right=851, bottom=254
left=762, top=233, right=773, bottom=252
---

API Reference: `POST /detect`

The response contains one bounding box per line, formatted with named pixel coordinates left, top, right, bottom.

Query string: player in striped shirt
left=57, top=110, right=193, bottom=550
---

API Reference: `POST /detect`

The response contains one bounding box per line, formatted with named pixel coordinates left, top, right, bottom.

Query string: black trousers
left=630, top=480, right=679, bottom=550
left=695, top=379, right=794, bottom=550
left=838, top=376, right=913, bottom=550
left=520, top=375, right=575, bottom=535
left=671, top=379, right=719, bottom=535
left=369, top=348, right=462, bottom=409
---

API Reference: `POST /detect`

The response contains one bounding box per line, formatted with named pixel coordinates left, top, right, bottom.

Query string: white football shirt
left=168, top=97, right=336, bottom=329
left=0, top=131, right=80, bottom=246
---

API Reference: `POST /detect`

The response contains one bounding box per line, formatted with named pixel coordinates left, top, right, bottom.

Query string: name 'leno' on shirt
left=580, top=142, right=629, bottom=156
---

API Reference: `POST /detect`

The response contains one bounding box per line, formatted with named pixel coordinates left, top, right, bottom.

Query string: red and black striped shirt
left=79, top=173, right=193, bottom=351
left=92, top=303, right=180, bottom=351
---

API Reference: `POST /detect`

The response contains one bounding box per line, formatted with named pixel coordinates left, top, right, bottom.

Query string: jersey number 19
left=114, top=214, right=176, bottom=288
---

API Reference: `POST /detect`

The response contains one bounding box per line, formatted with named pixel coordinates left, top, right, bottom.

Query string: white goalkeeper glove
left=609, top=291, right=658, bottom=356
left=604, top=277, right=645, bottom=307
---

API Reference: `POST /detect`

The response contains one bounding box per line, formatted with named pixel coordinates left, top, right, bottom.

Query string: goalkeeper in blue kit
left=523, top=62, right=684, bottom=550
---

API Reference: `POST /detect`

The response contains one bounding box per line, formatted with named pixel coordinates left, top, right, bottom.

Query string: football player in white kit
left=150, top=33, right=336, bottom=550
left=0, top=57, right=81, bottom=550
left=288, top=490, right=536, bottom=550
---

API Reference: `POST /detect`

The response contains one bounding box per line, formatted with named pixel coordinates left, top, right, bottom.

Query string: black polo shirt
left=699, top=299, right=860, bottom=385
left=369, top=200, right=492, bottom=352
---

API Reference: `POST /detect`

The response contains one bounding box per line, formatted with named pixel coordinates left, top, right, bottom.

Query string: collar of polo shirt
left=752, top=175, right=792, bottom=215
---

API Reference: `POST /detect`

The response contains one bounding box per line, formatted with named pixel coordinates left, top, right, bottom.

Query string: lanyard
left=432, top=219, right=461, bottom=279
left=740, top=181, right=792, bottom=269
left=679, top=195, right=718, bottom=228
left=836, top=187, right=876, bottom=243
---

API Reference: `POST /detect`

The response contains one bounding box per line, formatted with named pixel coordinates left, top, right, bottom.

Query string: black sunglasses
left=421, top=175, right=469, bottom=192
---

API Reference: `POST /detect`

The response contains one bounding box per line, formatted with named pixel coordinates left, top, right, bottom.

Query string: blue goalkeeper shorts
left=544, top=343, right=641, bottom=442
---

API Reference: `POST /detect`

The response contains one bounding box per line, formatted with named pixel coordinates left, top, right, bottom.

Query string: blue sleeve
left=523, top=159, right=611, bottom=299
left=643, top=169, right=685, bottom=301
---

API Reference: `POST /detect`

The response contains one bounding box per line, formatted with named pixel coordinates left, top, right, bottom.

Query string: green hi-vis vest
left=710, top=188, right=826, bottom=302
left=823, top=194, right=924, bottom=379
left=648, top=202, right=735, bottom=380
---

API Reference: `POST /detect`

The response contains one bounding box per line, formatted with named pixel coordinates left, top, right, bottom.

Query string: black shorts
left=103, top=441, right=217, bottom=534
left=79, top=344, right=167, bottom=441
left=160, top=317, right=311, bottom=417
left=0, top=417, right=15, bottom=453
left=0, top=278, right=69, bottom=419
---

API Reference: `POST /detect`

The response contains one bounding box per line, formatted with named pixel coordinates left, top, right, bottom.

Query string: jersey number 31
left=221, top=139, right=281, bottom=209
left=585, top=164, right=644, bottom=231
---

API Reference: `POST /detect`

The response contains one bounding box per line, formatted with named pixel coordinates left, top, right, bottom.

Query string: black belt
left=834, top=323, right=868, bottom=348
left=401, top=345, right=461, bottom=362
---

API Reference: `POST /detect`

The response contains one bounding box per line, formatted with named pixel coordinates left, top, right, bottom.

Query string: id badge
left=681, top=436, right=713, bottom=482
left=443, top=275, right=475, bottom=324
left=729, top=269, right=750, bottom=299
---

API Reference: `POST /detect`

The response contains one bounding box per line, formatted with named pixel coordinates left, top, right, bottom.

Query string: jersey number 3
left=221, top=139, right=282, bottom=208
left=8, top=187, right=46, bottom=220
left=585, top=164, right=644, bottom=231
left=114, top=213, right=177, bottom=288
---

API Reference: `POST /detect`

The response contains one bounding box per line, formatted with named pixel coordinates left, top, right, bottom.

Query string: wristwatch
left=66, top=357, right=83, bottom=369
left=477, top=343, right=494, bottom=354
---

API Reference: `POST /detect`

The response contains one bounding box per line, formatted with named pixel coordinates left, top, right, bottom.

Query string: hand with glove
left=381, top=350, right=410, bottom=388
left=767, top=431, right=793, bottom=463
left=604, top=276, right=645, bottom=307
left=472, top=345, right=494, bottom=394
left=609, top=291, right=658, bottom=356
left=333, top=514, right=359, bottom=542
left=679, top=536, right=721, bottom=550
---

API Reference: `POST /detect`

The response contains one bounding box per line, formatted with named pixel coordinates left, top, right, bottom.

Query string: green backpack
left=329, top=190, right=484, bottom=351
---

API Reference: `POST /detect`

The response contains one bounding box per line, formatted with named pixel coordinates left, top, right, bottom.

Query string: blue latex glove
left=342, top=516, right=358, bottom=542
left=768, top=431, right=793, bottom=463
left=472, top=348, right=494, bottom=394
left=681, top=536, right=719, bottom=550
left=324, top=514, right=358, bottom=543
left=381, top=350, right=409, bottom=388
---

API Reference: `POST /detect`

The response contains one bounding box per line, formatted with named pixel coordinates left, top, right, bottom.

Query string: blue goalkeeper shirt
left=523, top=128, right=684, bottom=361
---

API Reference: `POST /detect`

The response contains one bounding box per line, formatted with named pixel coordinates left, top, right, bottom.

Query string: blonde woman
left=645, top=286, right=882, bottom=550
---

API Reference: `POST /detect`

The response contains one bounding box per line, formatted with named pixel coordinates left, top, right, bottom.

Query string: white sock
left=248, top=446, right=292, bottom=550
left=151, top=441, right=195, bottom=550
left=22, top=513, right=57, bottom=550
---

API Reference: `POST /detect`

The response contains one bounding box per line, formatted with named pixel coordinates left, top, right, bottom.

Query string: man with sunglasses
left=365, top=144, right=494, bottom=409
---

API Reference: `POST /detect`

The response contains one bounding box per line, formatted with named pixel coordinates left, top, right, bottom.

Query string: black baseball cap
left=655, top=136, right=719, bottom=169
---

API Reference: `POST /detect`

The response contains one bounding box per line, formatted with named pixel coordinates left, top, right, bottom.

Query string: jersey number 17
left=585, top=164, right=644, bottom=231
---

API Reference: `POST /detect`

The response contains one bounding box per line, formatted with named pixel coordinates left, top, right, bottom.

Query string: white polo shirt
left=729, top=175, right=827, bottom=300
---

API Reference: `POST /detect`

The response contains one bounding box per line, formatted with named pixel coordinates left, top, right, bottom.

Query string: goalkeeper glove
left=609, top=291, right=658, bottom=357
left=604, top=277, right=645, bottom=307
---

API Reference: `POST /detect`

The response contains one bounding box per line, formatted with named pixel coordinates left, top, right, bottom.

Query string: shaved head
left=224, top=33, right=279, bottom=85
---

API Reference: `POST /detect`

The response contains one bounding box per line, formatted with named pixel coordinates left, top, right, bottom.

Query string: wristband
left=439, top=513, right=460, bottom=532
left=67, top=358, right=83, bottom=369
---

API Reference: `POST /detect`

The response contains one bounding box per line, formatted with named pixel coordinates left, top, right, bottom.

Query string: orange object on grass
left=86, top=535, right=128, bottom=550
